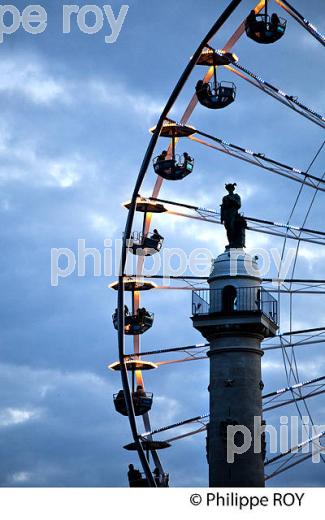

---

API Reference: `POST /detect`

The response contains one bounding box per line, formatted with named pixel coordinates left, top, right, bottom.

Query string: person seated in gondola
left=151, top=228, right=164, bottom=242
left=183, top=152, right=193, bottom=163
left=135, top=384, right=146, bottom=397
left=196, top=79, right=210, bottom=94
left=157, top=150, right=168, bottom=162
left=246, top=9, right=257, bottom=27
left=114, top=305, right=130, bottom=321
left=196, top=79, right=204, bottom=92
left=116, top=389, right=124, bottom=400
left=270, top=12, right=280, bottom=31
left=153, top=467, right=160, bottom=486
left=136, top=307, right=147, bottom=322
left=127, top=464, right=142, bottom=485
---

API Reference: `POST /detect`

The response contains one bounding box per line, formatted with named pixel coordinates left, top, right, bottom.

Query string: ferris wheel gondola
left=152, top=122, right=195, bottom=180
left=195, top=48, right=237, bottom=109
left=245, top=1, right=286, bottom=44
left=112, top=308, right=154, bottom=335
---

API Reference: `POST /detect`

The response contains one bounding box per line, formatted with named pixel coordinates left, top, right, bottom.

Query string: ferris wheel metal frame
left=111, top=0, right=325, bottom=487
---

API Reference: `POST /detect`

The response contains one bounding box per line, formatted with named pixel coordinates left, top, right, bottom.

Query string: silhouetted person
left=137, top=307, right=148, bottom=322
left=151, top=228, right=164, bottom=241
left=246, top=9, right=256, bottom=26
left=124, top=304, right=129, bottom=315
left=158, top=150, right=168, bottom=162
left=196, top=79, right=204, bottom=92
left=136, top=385, right=146, bottom=397
left=153, top=467, right=160, bottom=486
left=116, top=389, right=124, bottom=400
left=196, top=79, right=209, bottom=96
left=183, top=152, right=192, bottom=162
left=270, top=12, right=280, bottom=30
left=128, top=464, right=142, bottom=485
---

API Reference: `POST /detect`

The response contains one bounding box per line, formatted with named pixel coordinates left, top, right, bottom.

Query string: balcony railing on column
left=192, top=286, right=278, bottom=325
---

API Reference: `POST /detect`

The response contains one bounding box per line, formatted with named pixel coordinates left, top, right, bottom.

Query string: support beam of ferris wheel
left=265, top=450, right=323, bottom=481
left=265, top=431, right=325, bottom=467
left=254, top=328, right=325, bottom=352
left=275, top=0, right=325, bottom=47
left=140, top=378, right=325, bottom=439
left=263, top=281, right=325, bottom=295
left=263, top=388, right=325, bottom=412
left=142, top=385, right=325, bottom=442
left=120, top=276, right=325, bottom=295
left=159, top=117, right=325, bottom=190
left=224, top=61, right=325, bottom=128
left=188, top=131, right=325, bottom=192
left=124, top=328, right=325, bottom=359
left=123, top=338, right=324, bottom=368
left=143, top=196, right=325, bottom=245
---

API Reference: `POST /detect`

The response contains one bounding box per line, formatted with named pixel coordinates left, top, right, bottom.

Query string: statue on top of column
left=220, top=183, right=247, bottom=249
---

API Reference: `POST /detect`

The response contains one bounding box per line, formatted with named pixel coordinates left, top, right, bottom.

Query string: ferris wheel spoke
left=142, top=413, right=210, bottom=438
left=125, top=341, right=210, bottom=359
left=187, top=131, right=325, bottom=191
left=275, top=0, right=325, bottom=47
left=263, top=280, right=325, bottom=294
left=164, top=426, right=207, bottom=443
left=145, top=195, right=325, bottom=245
left=140, top=391, right=324, bottom=444
left=120, top=275, right=325, bottom=294
left=225, top=61, right=325, bottom=128
left=263, top=376, right=325, bottom=405
left=265, top=451, right=321, bottom=481
left=265, top=431, right=325, bottom=467
left=264, top=388, right=325, bottom=412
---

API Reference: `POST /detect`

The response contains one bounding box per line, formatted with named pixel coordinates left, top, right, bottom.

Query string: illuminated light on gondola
left=122, top=198, right=167, bottom=214
left=108, top=360, right=158, bottom=372
left=109, top=279, right=157, bottom=291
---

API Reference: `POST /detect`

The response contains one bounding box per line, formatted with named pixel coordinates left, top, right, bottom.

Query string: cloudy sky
left=0, top=0, right=324, bottom=487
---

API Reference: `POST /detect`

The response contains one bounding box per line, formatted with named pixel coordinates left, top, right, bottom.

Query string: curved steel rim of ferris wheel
left=116, top=0, right=325, bottom=483
left=117, top=0, right=255, bottom=486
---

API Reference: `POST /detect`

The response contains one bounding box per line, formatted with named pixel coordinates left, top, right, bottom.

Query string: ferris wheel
left=109, top=0, right=325, bottom=487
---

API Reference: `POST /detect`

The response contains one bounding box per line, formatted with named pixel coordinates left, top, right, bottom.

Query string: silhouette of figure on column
left=220, top=183, right=247, bottom=248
